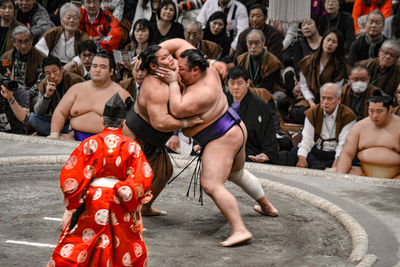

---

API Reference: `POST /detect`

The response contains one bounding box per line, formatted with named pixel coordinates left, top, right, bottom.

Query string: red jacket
left=79, top=8, right=122, bottom=52
left=352, top=0, right=392, bottom=34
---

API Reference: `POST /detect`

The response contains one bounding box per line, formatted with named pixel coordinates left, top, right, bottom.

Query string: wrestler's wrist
left=169, top=80, right=178, bottom=86
left=48, top=132, right=60, bottom=139
left=181, top=119, right=188, bottom=128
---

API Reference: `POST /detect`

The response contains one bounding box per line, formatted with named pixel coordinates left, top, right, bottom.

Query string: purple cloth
left=74, top=130, right=95, bottom=141
left=311, top=0, right=327, bottom=17
left=193, top=107, right=241, bottom=148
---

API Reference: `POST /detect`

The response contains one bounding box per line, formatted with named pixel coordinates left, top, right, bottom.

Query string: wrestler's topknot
left=180, top=49, right=209, bottom=72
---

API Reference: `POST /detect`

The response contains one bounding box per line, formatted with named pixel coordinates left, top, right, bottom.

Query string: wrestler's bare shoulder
left=140, top=75, right=168, bottom=97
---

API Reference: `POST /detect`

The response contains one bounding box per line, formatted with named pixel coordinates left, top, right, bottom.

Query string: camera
left=0, top=59, right=18, bottom=92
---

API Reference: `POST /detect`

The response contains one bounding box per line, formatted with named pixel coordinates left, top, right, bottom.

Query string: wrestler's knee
left=200, top=179, right=219, bottom=196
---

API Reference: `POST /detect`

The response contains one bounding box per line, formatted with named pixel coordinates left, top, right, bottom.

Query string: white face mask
left=351, top=81, right=368, bottom=94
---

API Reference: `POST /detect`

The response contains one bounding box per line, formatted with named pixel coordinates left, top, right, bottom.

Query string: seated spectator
left=298, top=28, right=348, bottom=110
left=352, top=0, right=391, bottom=35
left=36, top=0, right=68, bottom=26
left=101, top=0, right=124, bottom=23
left=198, top=0, right=248, bottom=55
left=119, top=59, right=147, bottom=100
left=151, top=0, right=184, bottom=44
left=383, top=4, right=400, bottom=41
left=79, top=0, right=121, bottom=53
left=349, top=10, right=386, bottom=65
left=1, top=25, right=45, bottom=92
left=290, top=83, right=356, bottom=170
left=49, top=52, right=131, bottom=141
left=0, top=72, right=30, bottom=134
left=184, top=20, right=222, bottom=59
left=15, top=0, right=54, bottom=42
left=268, top=21, right=298, bottom=56
left=29, top=56, right=84, bottom=136
left=392, top=83, right=400, bottom=116
left=341, top=65, right=379, bottom=120
left=290, top=15, right=322, bottom=73
left=35, top=3, right=89, bottom=64
left=236, top=29, right=283, bottom=95
left=134, top=0, right=179, bottom=24
left=126, top=19, right=154, bottom=57
left=202, top=11, right=231, bottom=58
left=357, top=39, right=400, bottom=97
left=225, top=66, right=282, bottom=164
left=70, top=39, right=97, bottom=80
left=235, top=4, right=283, bottom=60
left=318, top=0, right=355, bottom=55
left=334, top=90, right=400, bottom=179
left=0, top=0, right=23, bottom=56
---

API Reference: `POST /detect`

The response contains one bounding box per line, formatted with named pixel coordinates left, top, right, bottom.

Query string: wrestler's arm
left=50, top=86, right=77, bottom=137
left=159, top=38, right=195, bottom=58
left=336, top=124, right=360, bottom=173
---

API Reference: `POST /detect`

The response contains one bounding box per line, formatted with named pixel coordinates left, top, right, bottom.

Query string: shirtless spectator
left=49, top=51, right=130, bottom=141
left=334, top=90, right=400, bottom=179
left=156, top=38, right=278, bottom=246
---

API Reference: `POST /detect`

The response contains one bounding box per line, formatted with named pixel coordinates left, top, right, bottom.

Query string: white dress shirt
left=35, top=32, right=76, bottom=64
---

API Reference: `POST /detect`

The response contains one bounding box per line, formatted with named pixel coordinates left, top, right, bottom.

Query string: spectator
left=358, top=39, right=400, bottom=97
left=0, top=73, right=30, bottom=134
left=298, top=28, right=348, bottom=109
left=15, top=0, right=54, bottom=42
left=151, top=0, right=184, bottom=44
left=0, top=0, right=23, bottom=56
left=29, top=56, right=84, bottom=136
left=226, top=66, right=282, bottom=164
left=291, top=83, right=356, bottom=170
left=352, top=0, right=391, bottom=35
left=236, top=29, right=283, bottom=95
left=341, top=65, right=379, bottom=120
left=391, top=83, right=400, bottom=115
left=198, top=0, right=248, bottom=55
left=334, top=90, right=400, bottom=179
left=184, top=20, right=222, bottom=59
left=311, top=0, right=327, bottom=17
left=101, top=0, right=124, bottom=23
left=36, top=0, right=69, bottom=26
left=202, top=11, right=231, bottom=58
left=126, top=19, right=154, bottom=57
left=318, top=0, right=355, bottom=54
left=349, top=9, right=386, bottom=65
left=79, top=0, right=122, bottom=53
left=70, top=39, right=97, bottom=80
left=119, top=59, right=147, bottom=100
left=177, top=0, right=205, bottom=25
left=383, top=4, right=400, bottom=41
left=1, top=26, right=45, bottom=90
left=291, top=15, right=322, bottom=73
left=134, top=0, right=179, bottom=24
left=235, top=4, right=283, bottom=60
left=35, top=3, right=89, bottom=64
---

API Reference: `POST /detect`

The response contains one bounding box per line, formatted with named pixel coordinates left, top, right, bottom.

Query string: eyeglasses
left=14, top=39, right=32, bottom=45
left=381, top=48, right=399, bottom=59
left=80, top=53, right=95, bottom=59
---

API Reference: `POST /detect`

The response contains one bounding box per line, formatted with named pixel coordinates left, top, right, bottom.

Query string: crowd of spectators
left=0, top=0, right=399, bottom=179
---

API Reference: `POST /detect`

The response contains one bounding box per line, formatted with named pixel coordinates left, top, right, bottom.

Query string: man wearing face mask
left=341, top=65, right=379, bottom=120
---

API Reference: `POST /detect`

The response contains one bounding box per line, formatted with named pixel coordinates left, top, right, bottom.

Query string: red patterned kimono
left=48, top=127, right=153, bottom=267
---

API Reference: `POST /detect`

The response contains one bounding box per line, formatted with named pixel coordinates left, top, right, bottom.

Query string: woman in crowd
left=126, top=19, right=154, bottom=56
left=151, top=0, right=184, bottom=44
left=352, top=0, right=392, bottom=35
left=292, top=28, right=348, bottom=122
left=202, top=11, right=231, bottom=58
left=35, top=3, right=88, bottom=64
left=134, top=0, right=178, bottom=24
left=0, top=0, right=22, bottom=56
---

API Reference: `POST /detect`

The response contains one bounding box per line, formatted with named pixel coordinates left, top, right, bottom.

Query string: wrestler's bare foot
left=253, top=204, right=278, bottom=217
left=142, top=206, right=167, bottom=216
left=220, top=229, right=253, bottom=247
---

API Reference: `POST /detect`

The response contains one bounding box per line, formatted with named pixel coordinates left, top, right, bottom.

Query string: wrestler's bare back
left=67, top=81, right=130, bottom=133
left=352, top=115, right=400, bottom=166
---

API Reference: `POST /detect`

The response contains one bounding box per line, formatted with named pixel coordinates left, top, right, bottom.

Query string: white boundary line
left=43, top=217, right=61, bottom=222
left=6, top=240, right=56, bottom=248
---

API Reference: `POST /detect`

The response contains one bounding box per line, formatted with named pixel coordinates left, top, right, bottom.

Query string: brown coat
left=358, top=57, right=400, bottom=97
left=0, top=19, right=23, bottom=56
left=199, top=40, right=222, bottom=59
left=305, top=103, right=356, bottom=143
left=70, top=64, right=85, bottom=78
left=341, top=83, right=378, bottom=119
left=38, top=71, right=85, bottom=114
left=42, top=26, right=89, bottom=56
left=1, top=47, right=46, bottom=88
left=298, top=53, right=349, bottom=100
left=391, top=105, right=400, bottom=116
left=119, top=77, right=137, bottom=100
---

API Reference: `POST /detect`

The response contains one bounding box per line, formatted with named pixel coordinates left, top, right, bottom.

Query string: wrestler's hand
left=156, top=66, right=178, bottom=84
left=296, top=156, right=308, bottom=168
left=167, top=135, right=180, bottom=151
left=183, top=115, right=204, bottom=128
left=193, top=144, right=202, bottom=154
left=213, top=61, right=228, bottom=80
left=60, top=209, right=75, bottom=230
left=131, top=56, right=142, bottom=71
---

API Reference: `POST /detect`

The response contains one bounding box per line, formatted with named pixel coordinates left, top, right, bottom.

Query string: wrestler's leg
left=200, top=124, right=252, bottom=247
left=142, top=150, right=173, bottom=216
left=229, top=122, right=278, bottom=216
left=348, top=166, right=364, bottom=176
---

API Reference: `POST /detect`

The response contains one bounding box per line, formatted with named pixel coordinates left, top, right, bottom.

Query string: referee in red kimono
left=48, top=93, right=153, bottom=267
